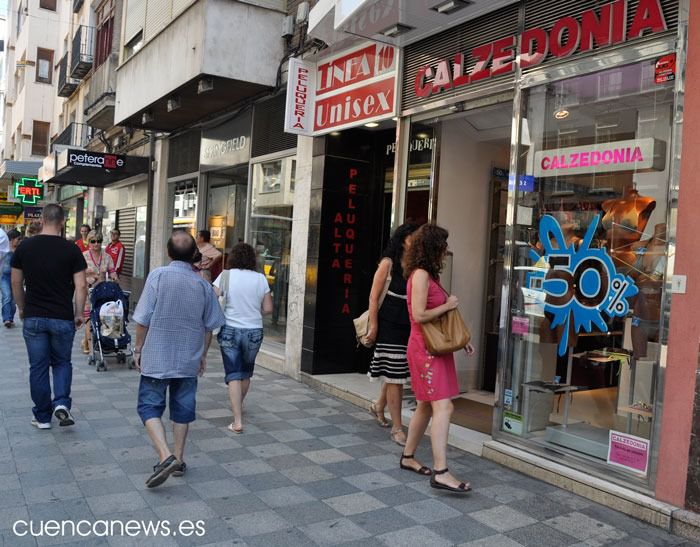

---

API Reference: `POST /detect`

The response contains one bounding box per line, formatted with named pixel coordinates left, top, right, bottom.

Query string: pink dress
left=406, top=272, right=460, bottom=402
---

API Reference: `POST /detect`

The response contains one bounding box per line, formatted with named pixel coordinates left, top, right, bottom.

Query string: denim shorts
left=217, top=326, right=264, bottom=382
left=137, top=376, right=198, bottom=424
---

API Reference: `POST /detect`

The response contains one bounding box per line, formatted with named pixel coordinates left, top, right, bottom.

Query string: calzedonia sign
left=285, top=41, right=398, bottom=136
left=413, top=0, right=668, bottom=100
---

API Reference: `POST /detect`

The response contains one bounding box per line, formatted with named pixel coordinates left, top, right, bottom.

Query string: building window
left=31, top=121, right=50, bottom=156
left=95, top=0, right=115, bottom=69
left=16, top=1, right=26, bottom=36
left=123, top=31, right=143, bottom=60
left=36, top=48, right=53, bottom=84
left=39, top=0, right=56, bottom=10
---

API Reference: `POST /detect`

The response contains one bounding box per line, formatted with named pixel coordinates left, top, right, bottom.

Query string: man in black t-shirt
left=11, top=204, right=88, bottom=429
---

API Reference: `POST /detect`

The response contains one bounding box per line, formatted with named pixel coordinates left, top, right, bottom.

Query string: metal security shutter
left=167, top=130, right=200, bottom=177
left=522, top=0, right=679, bottom=72
left=252, top=94, right=298, bottom=158
left=116, top=208, right=136, bottom=277
left=172, top=0, right=194, bottom=17
left=402, top=0, right=679, bottom=112
left=402, top=3, right=520, bottom=112
left=144, top=0, right=171, bottom=41
left=124, top=0, right=145, bottom=43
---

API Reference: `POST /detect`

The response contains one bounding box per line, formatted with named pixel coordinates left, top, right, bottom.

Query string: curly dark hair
left=381, top=223, right=419, bottom=278
left=227, top=242, right=257, bottom=271
left=402, top=224, right=449, bottom=279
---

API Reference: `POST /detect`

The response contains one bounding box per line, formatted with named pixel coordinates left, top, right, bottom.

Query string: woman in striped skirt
left=366, top=223, right=419, bottom=446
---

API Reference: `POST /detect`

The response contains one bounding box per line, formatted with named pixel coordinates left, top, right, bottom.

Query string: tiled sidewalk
left=0, top=322, right=694, bottom=546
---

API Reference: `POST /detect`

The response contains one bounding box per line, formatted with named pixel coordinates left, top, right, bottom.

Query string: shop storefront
left=44, top=149, right=150, bottom=287
left=101, top=176, right=149, bottom=299
left=396, top=0, right=682, bottom=490
left=284, top=40, right=401, bottom=374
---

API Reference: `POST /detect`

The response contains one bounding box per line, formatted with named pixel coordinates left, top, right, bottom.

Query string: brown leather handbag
left=421, top=282, right=471, bottom=355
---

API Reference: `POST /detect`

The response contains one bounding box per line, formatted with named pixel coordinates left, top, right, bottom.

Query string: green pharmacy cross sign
left=13, top=178, right=44, bottom=205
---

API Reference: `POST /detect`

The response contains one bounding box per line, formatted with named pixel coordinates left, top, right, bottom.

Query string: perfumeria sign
left=413, top=0, right=668, bottom=99
left=285, top=42, right=398, bottom=136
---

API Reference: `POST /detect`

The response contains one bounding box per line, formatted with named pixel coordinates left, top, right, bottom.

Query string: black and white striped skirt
left=368, top=320, right=410, bottom=384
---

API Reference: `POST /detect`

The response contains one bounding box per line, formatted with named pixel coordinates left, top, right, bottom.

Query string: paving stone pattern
left=0, top=323, right=696, bottom=546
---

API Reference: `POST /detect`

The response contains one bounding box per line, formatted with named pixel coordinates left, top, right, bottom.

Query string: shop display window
left=171, top=179, right=198, bottom=235
left=250, top=157, right=295, bottom=345
left=501, top=60, right=674, bottom=478
left=133, top=206, right=147, bottom=279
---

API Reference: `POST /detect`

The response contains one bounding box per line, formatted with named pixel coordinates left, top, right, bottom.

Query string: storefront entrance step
left=482, top=440, right=683, bottom=533
left=298, top=372, right=491, bottom=457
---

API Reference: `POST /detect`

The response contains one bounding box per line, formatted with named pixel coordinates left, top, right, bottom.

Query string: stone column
left=284, top=135, right=315, bottom=380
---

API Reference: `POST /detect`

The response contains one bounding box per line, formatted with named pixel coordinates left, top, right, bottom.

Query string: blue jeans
left=137, top=376, right=198, bottom=424
left=218, top=326, right=264, bottom=382
left=1, top=273, right=15, bottom=323
left=23, top=318, right=76, bottom=423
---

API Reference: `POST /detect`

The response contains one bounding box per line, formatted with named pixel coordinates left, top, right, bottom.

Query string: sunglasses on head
left=90, top=239, right=102, bottom=244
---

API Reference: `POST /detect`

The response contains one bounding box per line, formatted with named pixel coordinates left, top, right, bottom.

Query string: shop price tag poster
left=607, top=431, right=650, bottom=474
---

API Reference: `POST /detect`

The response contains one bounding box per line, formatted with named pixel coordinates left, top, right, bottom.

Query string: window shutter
left=124, top=0, right=146, bottom=44
left=144, top=0, right=171, bottom=41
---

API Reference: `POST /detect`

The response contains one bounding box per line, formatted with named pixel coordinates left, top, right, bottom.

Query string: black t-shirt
left=11, top=235, right=87, bottom=320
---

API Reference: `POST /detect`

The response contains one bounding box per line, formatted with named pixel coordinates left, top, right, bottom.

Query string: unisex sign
left=285, top=42, right=398, bottom=136
left=534, top=138, right=666, bottom=177
left=411, top=0, right=669, bottom=101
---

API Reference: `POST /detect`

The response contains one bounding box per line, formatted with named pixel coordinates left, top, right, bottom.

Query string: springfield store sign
left=285, top=42, right=398, bottom=136
left=413, top=0, right=669, bottom=99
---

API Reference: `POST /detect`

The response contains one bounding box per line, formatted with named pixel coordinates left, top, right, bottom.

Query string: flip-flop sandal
left=370, top=402, right=390, bottom=427
left=227, top=423, right=243, bottom=434
left=430, top=468, right=471, bottom=493
left=400, top=454, right=432, bottom=476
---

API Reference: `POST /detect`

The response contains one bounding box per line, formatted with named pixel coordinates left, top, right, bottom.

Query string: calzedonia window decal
left=525, top=214, right=638, bottom=356
left=414, top=0, right=668, bottom=99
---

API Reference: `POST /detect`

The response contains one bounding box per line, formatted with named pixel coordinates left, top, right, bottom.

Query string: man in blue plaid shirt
left=133, top=230, right=225, bottom=488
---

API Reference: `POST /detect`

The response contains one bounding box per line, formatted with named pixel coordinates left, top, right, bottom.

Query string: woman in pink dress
left=400, top=224, right=474, bottom=493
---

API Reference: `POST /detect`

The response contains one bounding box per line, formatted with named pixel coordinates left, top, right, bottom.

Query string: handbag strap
left=377, top=259, right=392, bottom=309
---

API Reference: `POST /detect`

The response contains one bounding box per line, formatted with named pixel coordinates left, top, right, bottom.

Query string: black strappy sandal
left=400, top=454, right=432, bottom=476
left=430, top=468, right=471, bottom=493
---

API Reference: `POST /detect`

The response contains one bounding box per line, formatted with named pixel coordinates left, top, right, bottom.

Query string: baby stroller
left=88, top=280, right=135, bottom=372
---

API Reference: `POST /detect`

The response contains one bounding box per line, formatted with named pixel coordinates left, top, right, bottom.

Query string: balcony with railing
left=85, top=52, right=118, bottom=130
left=50, top=122, right=94, bottom=153
left=57, top=53, right=79, bottom=97
left=70, top=26, right=95, bottom=79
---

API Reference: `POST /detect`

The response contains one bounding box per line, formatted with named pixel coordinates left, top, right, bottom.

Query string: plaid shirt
left=133, top=261, right=225, bottom=378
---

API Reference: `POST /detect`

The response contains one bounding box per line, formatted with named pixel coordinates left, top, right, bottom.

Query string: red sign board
left=655, top=53, right=676, bottom=84
left=285, top=42, right=398, bottom=136
left=413, top=0, right=668, bottom=100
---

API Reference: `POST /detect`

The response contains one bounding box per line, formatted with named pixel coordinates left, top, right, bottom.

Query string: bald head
left=167, top=230, right=198, bottom=263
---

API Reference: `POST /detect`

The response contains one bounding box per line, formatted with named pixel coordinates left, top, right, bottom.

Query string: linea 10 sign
left=284, top=41, right=398, bottom=136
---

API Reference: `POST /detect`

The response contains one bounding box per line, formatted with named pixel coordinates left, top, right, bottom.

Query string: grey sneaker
left=53, top=405, right=75, bottom=427
left=31, top=418, right=51, bottom=429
